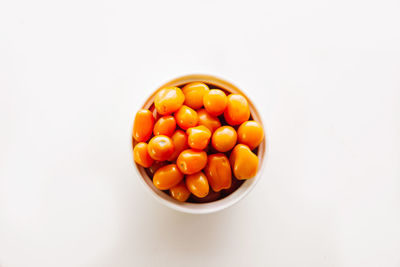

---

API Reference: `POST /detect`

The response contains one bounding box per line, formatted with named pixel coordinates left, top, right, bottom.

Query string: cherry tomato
left=204, top=153, right=232, bottom=192
left=237, top=120, right=264, bottom=150
left=224, top=94, right=250, bottom=125
left=185, top=171, right=209, bottom=198
left=182, top=82, right=209, bottom=109
left=211, top=126, right=237, bottom=152
left=203, top=89, right=228, bottom=116
left=153, top=164, right=184, bottom=190
left=133, top=142, right=154, bottom=168
left=167, top=130, right=189, bottom=161
left=176, top=149, right=207, bottom=174
left=174, top=105, right=198, bottom=130
left=186, top=125, right=211, bottom=150
left=147, top=135, right=174, bottom=161
left=191, top=188, right=221, bottom=203
left=133, top=109, right=154, bottom=142
left=153, top=115, right=176, bottom=136
left=197, top=109, right=221, bottom=133
left=147, top=161, right=168, bottom=177
left=170, top=180, right=191, bottom=202
left=229, top=144, right=259, bottom=180
left=154, top=86, right=185, bottom=115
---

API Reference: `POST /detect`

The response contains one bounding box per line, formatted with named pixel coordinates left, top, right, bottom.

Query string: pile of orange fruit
left=132, top=82, right=264, bottom=203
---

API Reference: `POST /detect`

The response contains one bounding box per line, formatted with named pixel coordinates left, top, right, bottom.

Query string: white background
left=0, top=0, right=399, bottom=266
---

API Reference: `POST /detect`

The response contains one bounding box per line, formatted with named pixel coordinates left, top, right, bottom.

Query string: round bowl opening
left=132, top=74, right=267, bottom=214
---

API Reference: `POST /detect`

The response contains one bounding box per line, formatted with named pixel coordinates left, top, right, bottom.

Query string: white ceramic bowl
left=132, top=74, right=267, bottom=214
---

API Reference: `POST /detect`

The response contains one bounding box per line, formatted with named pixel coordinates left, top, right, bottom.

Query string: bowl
left=131, top=74, right=267, bottom=214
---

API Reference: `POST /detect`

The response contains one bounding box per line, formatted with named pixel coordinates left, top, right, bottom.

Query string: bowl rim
left=131, top=74, right=269, bottom=214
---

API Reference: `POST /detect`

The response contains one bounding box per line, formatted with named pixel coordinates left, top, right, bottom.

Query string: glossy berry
left=237, top=120, right=264, bottom=150
left=211, top=126, right=237, bottom=152
left=170, top=180, right=191, bottom=202
left=204, top=153, right=232, bottom=192
left=182, top=82, right=209, bottom=109
left=147, top=135, right=174, bottom=161
left=133, top=109, right=154, bottom=142
left=167, top=130, right=189, bottom=161
left=185, top=171, right=209, bottom=198
left=175, top=105, right=198, bottom=130
left=133, top=142, right=154, bottom=168
left=224, top=94, right=250, bottom=125
left=153, top=164, right=184, bottom=190
left=176, top=149, right=207, bottom=175
left=229, top=144, right=259, bottom=180
left=153, top=115, right=176, bottom=136
left=186, top=125, right=212, bottom=150
left=154, top=86, right=185, bottom=115
left=203, top=89, right=228, bottom=116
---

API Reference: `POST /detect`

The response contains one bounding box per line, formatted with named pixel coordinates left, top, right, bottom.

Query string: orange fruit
left=229, top=144, right=258, bottom=180
left=133, top=109, right=154, bottom=142
left=224, top=94, right=250, bottom=125
left=176, top=149, right=207, bottom=174
left=186, top=125, right=212, bottom=150
left=174, top=105, right=198, bottom=130
left=153, top=164, right=184, bottom=190
left=147, top=135, right=174, bottom=161
left=133, top=142, right=154, bottom=168
left=154, top=86, right=185, bottom=115
left=170, top=180, right=191, bottom=202
left=203, top=89, right=228, bottom=116
left=167, top=130, right=189, bottom=161
left=204, top=153, right=232, bottom=192
left=153, top=115, right=176, bottom=136
left=182, top=82, right=209, bottom=109
left=237, top=120, right=264, bottom=149
left=185, top=172, right=209, bottom=198
left=211, top=126, right=237, bottom=152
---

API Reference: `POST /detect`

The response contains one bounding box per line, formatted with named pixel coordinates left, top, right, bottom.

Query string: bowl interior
left=132, top=74, right=266, bottom=214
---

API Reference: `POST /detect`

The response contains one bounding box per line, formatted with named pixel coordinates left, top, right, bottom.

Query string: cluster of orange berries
left=132, top=82, right=263, bottom=202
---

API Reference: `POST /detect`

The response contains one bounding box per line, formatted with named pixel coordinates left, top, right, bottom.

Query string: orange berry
left=133, top=109, right=154, bottom=142
left=197, top=109, right=221, bottom=133
left=147, top=135, right=174, bottom=161
left=185, top=171, right=209, bottom=198
left=186, top=125, right=212, bottom=150
left=203, top=89, right=228, bottom=116
left=176, top=149, right=207, bottom=175
left=133, top=142, right=154, bottom=168
left=174, top=105, right=198, bottom=130
left=154, top=86, right=185, bottom=115
left=182, top=82, right=209, bottom=109
left=167, top=130, right=189, bottom=161
left=229, top=144, right=259, bottom=180
left=211, top=126, right=237, bottom=152
left=170, top=180, right=191, bottom=202
left=153, top=164, right=184, bottom=190
left=237, top=120, right=264, bottom=149
left=224, top=94, right=250, bottom=125
left=153, top=115, right=176, bottom=136
left=204, top=153, right=232, bottom=192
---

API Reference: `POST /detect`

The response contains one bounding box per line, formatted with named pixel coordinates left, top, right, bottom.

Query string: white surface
left=0, top=0, right=399, bottom=266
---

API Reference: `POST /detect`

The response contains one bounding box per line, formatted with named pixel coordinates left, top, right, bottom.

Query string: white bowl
left=131, top=74, right=268, bottom=214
